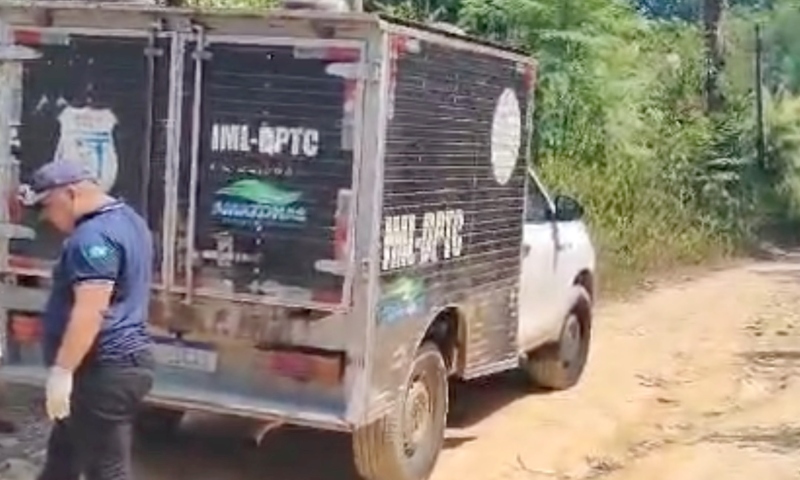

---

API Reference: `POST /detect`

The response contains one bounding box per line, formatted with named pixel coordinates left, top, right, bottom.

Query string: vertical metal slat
left=184, top=25, right=207, bottom=304
left=161, top=31, right=186, bottom=292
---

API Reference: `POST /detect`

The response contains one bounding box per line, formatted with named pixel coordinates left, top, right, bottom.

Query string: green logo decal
left=378, top=276, right=426, bottom=324
left=212, top=178, right=307, bottom=227
left=216, top=179, right=302, bottom=206
left=382, top=276, right=424, bottom=302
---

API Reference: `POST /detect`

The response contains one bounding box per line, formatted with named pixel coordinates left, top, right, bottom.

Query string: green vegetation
left=367, top=0, right=800, bottom=290
left=186, top=0, right=800, bottom=291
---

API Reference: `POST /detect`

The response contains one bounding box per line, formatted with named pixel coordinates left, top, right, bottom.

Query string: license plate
left=152, top=337, right=218, bottom=373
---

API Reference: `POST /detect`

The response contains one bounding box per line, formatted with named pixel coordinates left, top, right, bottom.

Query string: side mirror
left=553, top=195, right=584, bottom=222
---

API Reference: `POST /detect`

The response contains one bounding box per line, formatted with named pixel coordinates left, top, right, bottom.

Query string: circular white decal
left=490, top=88, right=522, bottom=185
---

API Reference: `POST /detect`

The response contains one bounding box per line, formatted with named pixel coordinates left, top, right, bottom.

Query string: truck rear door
left=169, top=36, right=362, bottom=311
left=7, top=28, right=170, bottom=279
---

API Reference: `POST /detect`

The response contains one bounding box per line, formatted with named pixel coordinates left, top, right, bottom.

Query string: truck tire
left=525, top=287, right=592, bottom=390
left=134, top=406, right=184, bottom=438
left=353, top=342, right=448, bottom=480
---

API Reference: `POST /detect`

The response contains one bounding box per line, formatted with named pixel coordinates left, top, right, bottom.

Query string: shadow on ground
left=448, top=370, right=541, bottom=429
left=131, top=370, right=546, bottom=480
left=135, top=424, right=357, bottom=480
left=749, top=249, right=800, bottom=285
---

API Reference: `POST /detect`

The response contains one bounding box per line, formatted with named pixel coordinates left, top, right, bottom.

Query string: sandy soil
left=4, top=253, right=800, bottom=480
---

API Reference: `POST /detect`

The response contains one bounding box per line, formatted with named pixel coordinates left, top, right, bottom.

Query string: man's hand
left=45, top=366, right=73, bottom=420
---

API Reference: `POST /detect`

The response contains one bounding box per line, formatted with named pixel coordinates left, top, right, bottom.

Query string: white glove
left=45, top=366, right=73, bottom=421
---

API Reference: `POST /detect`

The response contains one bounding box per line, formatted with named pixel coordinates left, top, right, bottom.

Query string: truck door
left=0, top=27, right=171, bottom=370
left=170, top=36, right=360, bottom=310
left=5, top=29, right=169, bottom=277
left=517, top=177, right=558, bottom=350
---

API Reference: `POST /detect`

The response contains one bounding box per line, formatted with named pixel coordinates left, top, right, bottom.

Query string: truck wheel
left=525, top=287, right=592, bottom=390
left=134, top=406, right=184, bottom=438
left=353, top=342, right=448, bottom=480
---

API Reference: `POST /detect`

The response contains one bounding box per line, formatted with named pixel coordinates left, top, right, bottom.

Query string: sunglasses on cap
left=16, top=183, right=58, bottom=214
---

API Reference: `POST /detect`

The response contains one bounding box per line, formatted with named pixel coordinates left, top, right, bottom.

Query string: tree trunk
left=703, top=0, right=726, bottom=112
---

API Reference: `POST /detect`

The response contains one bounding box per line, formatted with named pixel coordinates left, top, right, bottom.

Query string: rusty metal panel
left=368, top=34, right=533, bottom=407
left=8, top=29, right=170, bottom=276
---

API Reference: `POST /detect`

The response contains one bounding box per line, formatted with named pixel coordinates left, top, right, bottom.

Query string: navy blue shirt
left=43, top=200, right=153, bottom=366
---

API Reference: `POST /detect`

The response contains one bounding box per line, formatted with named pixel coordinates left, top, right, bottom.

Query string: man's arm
left=54, top=237, right=120, bottom=372
left=54, top=282, right=114, bottom=371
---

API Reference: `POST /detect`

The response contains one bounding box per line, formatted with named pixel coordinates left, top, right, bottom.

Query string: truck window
left=525, top=180, right=551, bottom=224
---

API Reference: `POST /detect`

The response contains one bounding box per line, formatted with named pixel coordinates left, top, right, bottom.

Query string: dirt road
left=4, top=254, right=800, bottom=479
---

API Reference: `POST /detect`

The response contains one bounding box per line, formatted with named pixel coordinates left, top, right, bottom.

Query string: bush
left=534, top=18, right=734, bottom=289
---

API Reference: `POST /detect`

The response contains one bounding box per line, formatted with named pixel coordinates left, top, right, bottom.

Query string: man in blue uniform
left=21, top=161, right=154, bottom=480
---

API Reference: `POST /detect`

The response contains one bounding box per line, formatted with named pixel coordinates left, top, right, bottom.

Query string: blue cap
left=20, top=161, right=97, bottom=206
